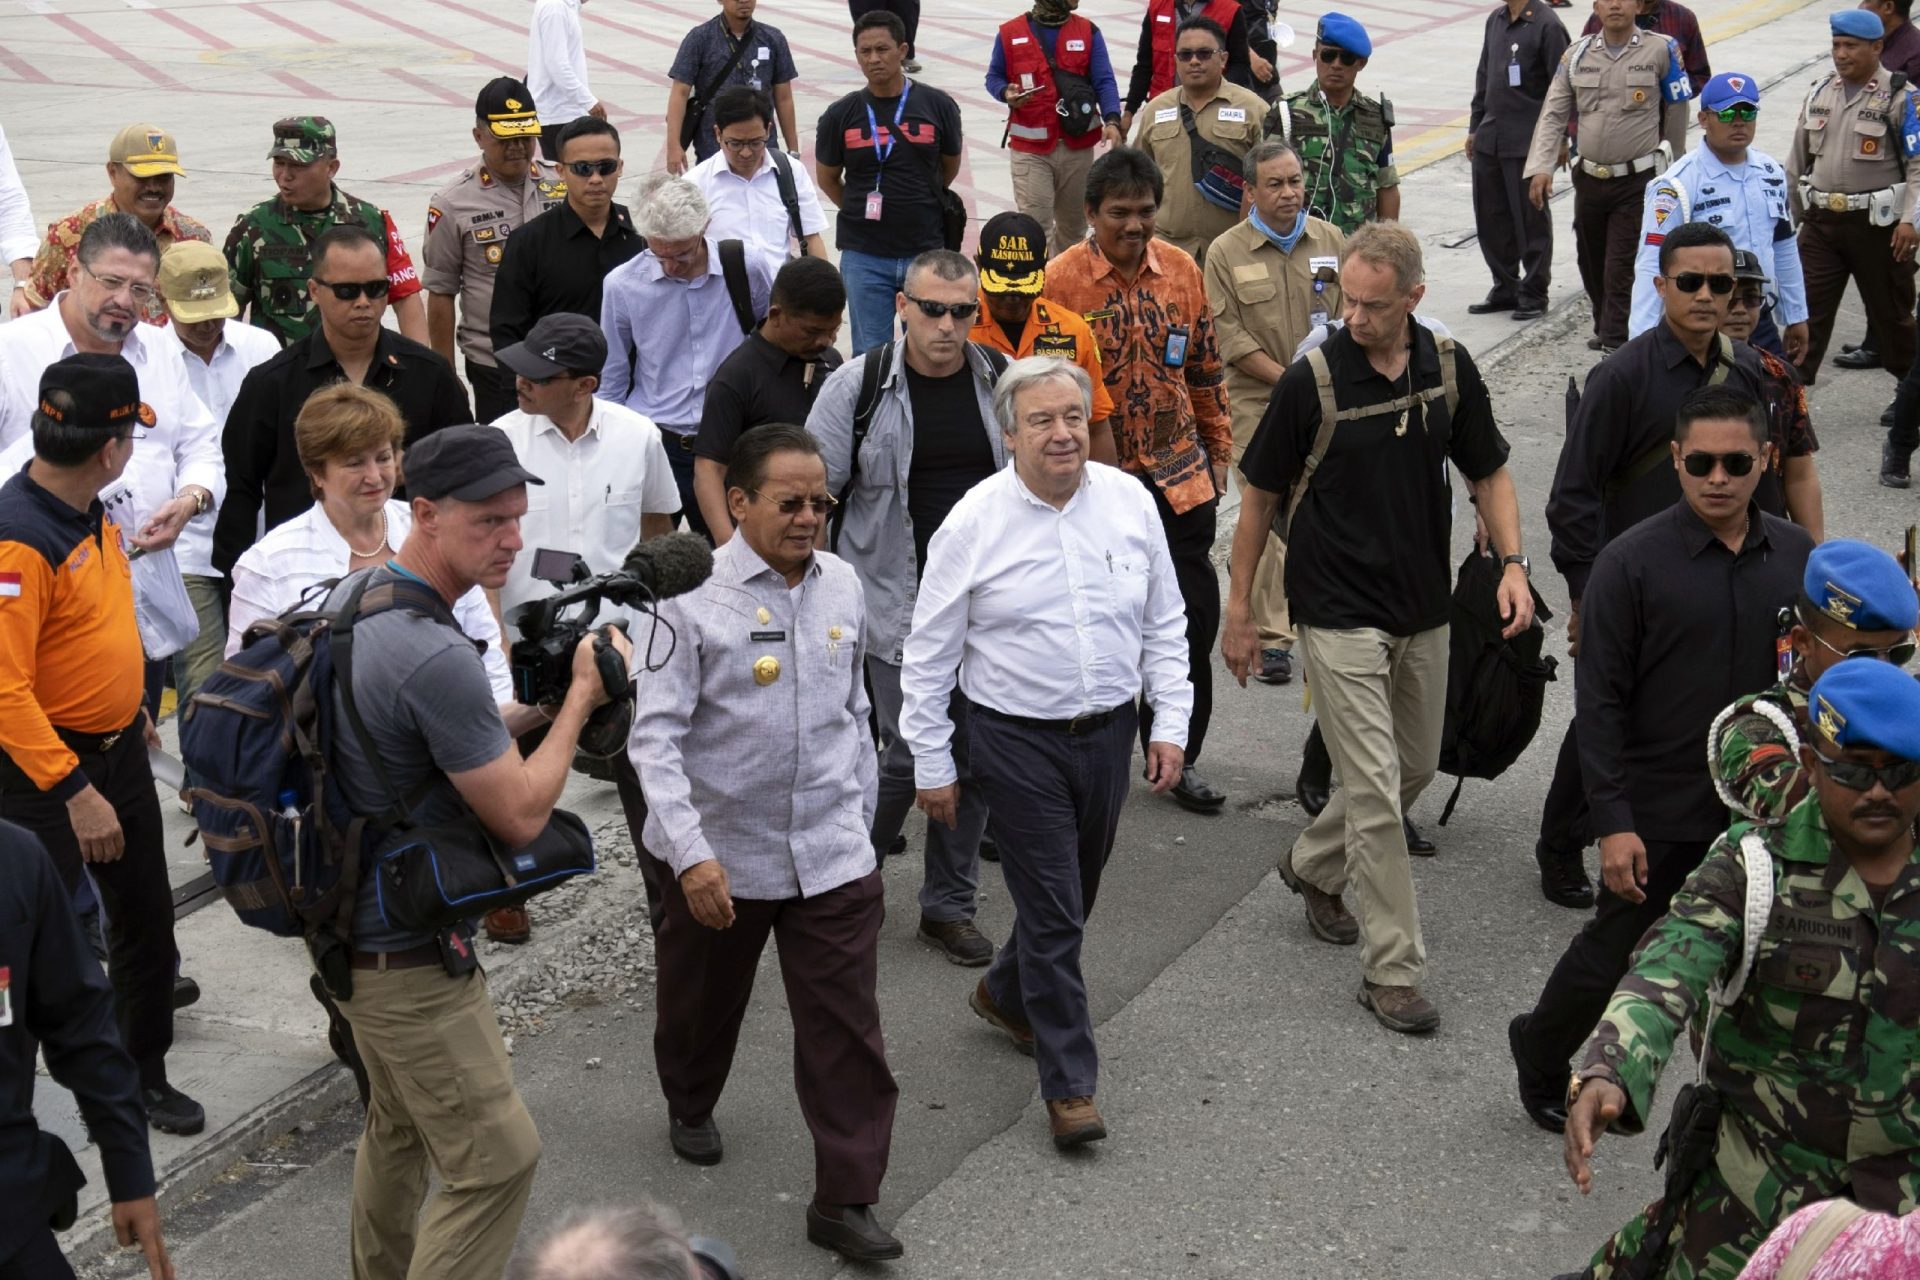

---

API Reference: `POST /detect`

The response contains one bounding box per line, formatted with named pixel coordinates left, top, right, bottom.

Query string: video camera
left=506, top=532, right=713, bottom=707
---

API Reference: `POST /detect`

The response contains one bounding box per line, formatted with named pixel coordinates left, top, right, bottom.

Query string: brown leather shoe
left=484, top=906, right=531, bottom=945
left=1047, top=1095, right=1107, bottom=1149
left=1358, top=980, right=1440, bottom=1034
left=969, top=979, right=1035, bottom=1055
left=1277, top=850, right=1358, bottom=945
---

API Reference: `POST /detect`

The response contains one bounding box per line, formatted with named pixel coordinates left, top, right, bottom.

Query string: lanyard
left=865, top=81, right=912, bottom=169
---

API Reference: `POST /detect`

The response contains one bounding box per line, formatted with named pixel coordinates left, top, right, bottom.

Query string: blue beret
left=1804, top=539, right=1919, bottom=632
left=1316, top=12, right=1371, bottom=57
left=1700, top=72, right=1760, bottom=112
left=1810, top=660, right=1920, bottom=759
left=1831, top=9, right=1885, bottom=39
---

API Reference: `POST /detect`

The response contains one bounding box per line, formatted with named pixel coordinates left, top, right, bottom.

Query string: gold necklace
left=345, top=509, right=388, bottom=558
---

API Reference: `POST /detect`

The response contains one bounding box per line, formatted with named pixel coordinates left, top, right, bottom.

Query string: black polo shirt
left=212, top=327, right=471, bottom=575
left=693, top=328, right=844, bottom=464
left=489, top=200, right=645, bottom=352
left=1240, top=324, right=1511, bottom=636
left=1575, top=500, right=1813, bottom=841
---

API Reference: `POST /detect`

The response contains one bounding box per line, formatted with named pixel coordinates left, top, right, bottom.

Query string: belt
left=1577, top=150, right=1660, bottom=180
left=974, top=702, right=1128, bottom=736
left=349, top=941, right=443, bottom=971
left=1805, top=187, right=1877, bottom=213
left=54, top=721, right=140, bottom=756
left=662, top=426, right=698, bottom=451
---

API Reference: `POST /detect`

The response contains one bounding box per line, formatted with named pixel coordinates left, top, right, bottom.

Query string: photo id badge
left=865, top=190, right=884, bottom=220
left=1309, top=309, right=1329, bottom=328
left=1163, top=325, right=1189, bottom=367
left=0, top=966, right=12, bottom=1028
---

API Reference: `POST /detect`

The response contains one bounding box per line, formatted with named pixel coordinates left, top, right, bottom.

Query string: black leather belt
left=665, top=429, right=697, bottom=451
left=974, top=702, right=1128, bottom=736
left=54, top=721, right=139, bottom=756
left=349, top=942, right=442, bottom=971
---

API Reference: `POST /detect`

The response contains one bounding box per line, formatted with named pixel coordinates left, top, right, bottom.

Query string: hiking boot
left=484, top=906, right=531, bottom=945
left=1883, top=439, right=1913, bottom=490
left=1256, top=648, right=1293, bottom=684
left=1047, top=1095, right=1107, bottom=1149
left=1357, top=981, right=1440, bottom=1034
left=969, top=979, right=1035, bottom=1055
left=1278, top=849, right=1358, bottom=945
left=1535, top=841, right=1595, bottom=909
left=918, top=916, right=993, bottom=966
left=143, top=1082, right=206, bottom=1135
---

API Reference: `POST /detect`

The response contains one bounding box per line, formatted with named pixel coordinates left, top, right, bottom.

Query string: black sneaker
left=1883, top=439, right=1913, bottom=490
left=143, top=1082, right=206, bottom=1136
left=979, top=832, right=999, bottom=862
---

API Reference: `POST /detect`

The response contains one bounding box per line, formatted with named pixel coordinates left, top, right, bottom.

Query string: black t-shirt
left=815, top=80, right=963, bottom=258
left=694, top=328, right=845, bottom=463
left=905, top=364, right=993, bottom=568
left=1240, top=326, right=1511, bottom=636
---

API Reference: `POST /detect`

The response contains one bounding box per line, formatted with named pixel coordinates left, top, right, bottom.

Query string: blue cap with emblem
left=1700, top=72, right=1760, bottom=111
left=1803, top=539, right=1919, bottom=632
left=1810, top=660, right=1920, bottom=758
left=1830, top=9, right=1884, bottom=40
left=1315, top=12, right=1371, bottom=58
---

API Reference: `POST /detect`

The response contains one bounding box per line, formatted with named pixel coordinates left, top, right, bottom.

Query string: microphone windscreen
left=624, top=532, right=714, bottom=600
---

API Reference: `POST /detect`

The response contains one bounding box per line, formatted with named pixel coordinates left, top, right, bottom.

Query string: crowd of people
left=2, top=0, right=1920, bottom=1277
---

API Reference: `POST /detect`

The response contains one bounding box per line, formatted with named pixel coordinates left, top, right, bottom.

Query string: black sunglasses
left=1712, top=105, right=1759, bottom=123
left=902, top=292, right=980, bottom=321
left=1680, top=450, right=1757, bottom=478
left=1175, top=46, right=1223, bottom=61
left=1811, top=748, right=1920, bottom=793
left=1317, top=47, right=1361, bottom=65
left=311, top=277, right=390, bottom=302
left=1667, top=271, right=1736, bottom=296
left=565, top=158, right=620, bottom=178
left=751, top=489, right=838, bottom=515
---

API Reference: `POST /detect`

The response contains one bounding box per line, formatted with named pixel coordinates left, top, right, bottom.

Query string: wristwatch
left=180, top=487, right=211, bottom=516
left=1501, top=553, right=1531, bottom=578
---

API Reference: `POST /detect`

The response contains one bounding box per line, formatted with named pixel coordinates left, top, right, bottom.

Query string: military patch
left=485, top=244, right=503, bottom=264
left=427, top=206, right=442, bottom=233
left=1815, top=693, right=1845, bottom=740
left=1032, top=333, right=1077, bottom=358
left=473, top=226, right=496, bottom=242
left=1631, top=89, right=1647, bottom=104
left=1863, top=136, right=1881, bottom=155
left=537, top=179, right=568, bottom=200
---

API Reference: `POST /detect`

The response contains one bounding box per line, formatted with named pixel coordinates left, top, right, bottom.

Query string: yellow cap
left=109, top=123, right=185, bottom=178
left=156, top=241, right=237, bottom=324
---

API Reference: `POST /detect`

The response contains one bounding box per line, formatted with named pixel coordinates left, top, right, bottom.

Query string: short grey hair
left=76, top=212, right=159, bottom=271
left=1341, top=220, right=1424, bottom=293
left=1242, top=139, right=1300, bottom=184
left=904, top=249, right=976, bottom=293
left=507, top=1204, right=700, bottom=1280
left=636, top=177, right=710, bottom=241
left=992, top=356, right=1093, bottom=434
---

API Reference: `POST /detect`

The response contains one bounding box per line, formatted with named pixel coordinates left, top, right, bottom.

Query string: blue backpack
left=181, top=573, right=450, bottom=942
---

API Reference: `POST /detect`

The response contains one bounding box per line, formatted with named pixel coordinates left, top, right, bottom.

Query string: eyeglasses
left=1729, top=290, right=1766, bottom=309
left=565, top=158, right=621, bottom=178
left=750, top=489, right=838, bottom=515
left=1711, top=104, right=1759, bottom=123
left=79, top=261, right=158, bottom=305
left=520, top=371, right=577, bottom=387
left=1805, top=624, right=1919, bottom=667
left=1810, top=748, right=1920, bottom=793
left=1680, top=450, right=1757, bottom=477
left=311, top=277, right=390, bottom=302
left=651, top=243, right=705, bottom=267
left=721, top=135, right=770, bottom=153
left=902, top=292, right=980, bottom=321
left=1666, top=271, right=1737, bottom=296
left=1318, top=47, right=1362, bottom=65
left=1175, top=47, right=1223, bottom=61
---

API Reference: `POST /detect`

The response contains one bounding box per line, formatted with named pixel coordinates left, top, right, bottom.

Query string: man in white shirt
left=686, top=87, right=828, bottom=259
left=491, top=311, right=679, bottom=940
left=0, top=121, right=35, bottom=312
left=153, top=240, right=278, bottom=710
left=899, top=356, right=1190, bottom=1152
left=598, top=178, right=775, bottom=538
left=528, top=0, right=606, bottom=162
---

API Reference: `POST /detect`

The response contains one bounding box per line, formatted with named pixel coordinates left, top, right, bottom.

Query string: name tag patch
left=1309, top=255, right=1340, bottom=273
left=1154, top=107, right=1179, bottom=123
left=751, top=630, right=787, bottom=642
left=1032, top=332, right=1078, bottom=357
left=1217, top=107, right=1247, bottom=123
left=1066, top=38, right=1085, bottom=51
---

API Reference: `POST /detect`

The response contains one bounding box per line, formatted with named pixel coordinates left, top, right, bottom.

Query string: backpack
left=1434, top=547, right=1558, bottom=824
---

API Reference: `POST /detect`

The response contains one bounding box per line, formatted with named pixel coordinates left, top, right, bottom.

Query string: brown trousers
left=653, top=867, right=897, bottom=1206
left=1571, top=167, right=1652, bottom=349
left=1796, top=207, right=1918, bottom=384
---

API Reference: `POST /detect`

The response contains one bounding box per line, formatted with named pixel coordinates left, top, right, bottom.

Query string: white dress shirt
left=157, top=319, right=280, bottom=579
left=686, top=149, right=828, bottom=258
left=0, top=122, right=36, bottom=267
left=0, top=298, right=224, bottom=573
left=900, top=462, right=1194, bottom=789
left=225, top=498, right=514, bottom=704
left=490, top=399, right=681, bottom=639
left=528, top=0, right=596, bottom=125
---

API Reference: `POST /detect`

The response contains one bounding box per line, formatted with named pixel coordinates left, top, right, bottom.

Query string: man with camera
left=323, top=423, right=629, bottom=1280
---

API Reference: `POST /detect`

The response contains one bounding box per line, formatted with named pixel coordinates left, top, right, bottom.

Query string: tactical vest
left=1266, top=88, right=1394, bottom=235
left=1146, top=0, right=1240, bottom=100
left=1002, top=15, right=1100, bottom=154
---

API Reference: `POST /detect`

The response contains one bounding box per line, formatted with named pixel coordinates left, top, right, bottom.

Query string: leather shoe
left=807, top=1203, right=904, bottom=1261
left=1885, top=439, right=1914, bottom=490
left=885, top=833, right=908, bottom=859
left=1835, top=343, right=1881, bottom=370
left=1279, top=848, right=1358, bottom=945
left=1357, top=981, right=1439, bottom=1034
left=1508, top=1014, right=1568, bottom=1133
left=1585, top=336, right=1605, bottom=351
left=1512, top=304, right=1545, bottom=321
left=1170, top=766, right=1227, bottom=812
left=1047, top=1095, right=1107, bottom=1149
left=1403, top=817, right=1435, bottom=856
left=143, top=1082, right=206, bottom=1136
left=172, top=975, right=201, bottom=1010
left=669, top=1115, right=723, bottom=1165
left=918, top=916, right=993, bottom=966
left=969, top=978, right=1036, bottom=1055
left=484, top=906, right=531, bottom=945
left=1466, top=296, right=1516, bottom=314
left=1295, top=722, right=1332, bottom=817
left=1535, top=841, right=1595, bottom=909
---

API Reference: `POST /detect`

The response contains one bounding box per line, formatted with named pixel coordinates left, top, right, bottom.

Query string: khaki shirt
left=422, top=159, right=568, bottom=366
left=1525, top=30, right=1689, bottom=177
left=1786, top=69, right=1920, bottom=220
left=1133, top=81, right=1268, bottom=262
left=1202, top=215, right=1346, bottom=445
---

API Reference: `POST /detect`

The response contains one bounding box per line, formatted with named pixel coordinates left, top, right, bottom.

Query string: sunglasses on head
left=1318, top=47, right=1362, bottom=65
left=565, top=158, right=620, bottom=178
left=1666, top=271, right=1736, bottom=296
left=1712, top=104, right=1758, bottom=123
left=1175, top=46, right=1223, bottom=61
left=1811, top=748, right=1920, bottom=793
left=312, top=277, right=390, bottom=302
left=751, top=489, right=838, bottom=515
left=902, top=292, right=980, bottom=321
left=1680, top=450, right=1756, bottom=477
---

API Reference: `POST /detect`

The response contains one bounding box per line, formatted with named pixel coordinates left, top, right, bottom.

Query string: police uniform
left=423, top=82, right=567, bottom=422
left=1263, top=16, right=1397, bottom=237
left=1630, top=74, right=1805, bottom=354
left=1571, top=658, right=1920, bottom=1280
left=1526, top=25, right=1691, bottom=349
left=1132, top=77, right=1266, bottom=264
left=1785, top=10, right=1920, bottom=384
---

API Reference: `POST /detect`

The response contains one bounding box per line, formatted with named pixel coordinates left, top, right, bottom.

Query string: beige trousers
left=338, top=965, right=541, bottom=1280
left=1229, top=459, right=1294, bottom=649
left=1289, top=623, right=1448, bottom=986
left=1010, top=143, right=1096, bottom=255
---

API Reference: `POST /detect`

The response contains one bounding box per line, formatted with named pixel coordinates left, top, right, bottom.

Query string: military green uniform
left=1262, top=84, right=1397, bottom=235
left=1711, top=676, right=1812, bottom=828
left=1571, top=800, right=1920, bottom=1279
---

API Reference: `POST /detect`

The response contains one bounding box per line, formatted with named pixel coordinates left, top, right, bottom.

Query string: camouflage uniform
left=24, top=196, right=211, bottom=323
left=1712, top=676, right=1812, bottom=827
left=1262, top=85, right=1398, bottom=235
left=1571, top=800, right=1920, bottom=1279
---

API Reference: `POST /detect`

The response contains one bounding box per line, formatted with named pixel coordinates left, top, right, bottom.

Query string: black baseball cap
left=976, top=211, right=1047, bottom=295
left=1731, top=248, right=1769, bottom=284
left=37, top=353, right=152, bottom=434
left=494, top=312, right=609, bottom=380
left=405, top=425, right=545, bottom=501
left=476, top=76, right=542, bottom=139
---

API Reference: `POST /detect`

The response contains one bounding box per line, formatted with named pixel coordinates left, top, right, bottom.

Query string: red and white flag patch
left=0, top=572, right=20, bottom=599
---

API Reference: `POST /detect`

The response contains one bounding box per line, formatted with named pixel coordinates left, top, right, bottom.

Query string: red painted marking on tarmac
left=146, top=7, right=233, bottom=49
left=322, top=0, right=525, bottom=75
left=0, top=46, right=52, bottom=84
left=240, top=3, right=335, bottom=46
left=40, top=12, right=191, bottom=91
left=383, top=66, right=472, bottom=106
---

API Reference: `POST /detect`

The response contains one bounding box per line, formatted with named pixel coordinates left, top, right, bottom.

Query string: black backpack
left=1435, top=548, right=1558, bottom=824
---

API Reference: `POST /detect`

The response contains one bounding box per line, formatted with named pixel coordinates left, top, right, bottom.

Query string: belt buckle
left=1066, top=713, right=1091, bottom=736
left=1590, top=162, right=1612, bottom=180
left=98, top=730, right=122, bottom=753
left=1828, top=192, right=1851, bottom=212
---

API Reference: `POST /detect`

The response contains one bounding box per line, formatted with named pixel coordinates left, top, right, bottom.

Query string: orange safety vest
left=1145, top=0, right=1240, bottom=100
left=1001, top=14, right=1101, bottom=154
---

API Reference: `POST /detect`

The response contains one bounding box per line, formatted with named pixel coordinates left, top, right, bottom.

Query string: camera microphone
left=620, top=531, right=714, bottom=603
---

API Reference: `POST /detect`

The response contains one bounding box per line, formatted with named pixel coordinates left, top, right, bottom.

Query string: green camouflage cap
left=269, top=115, right=338, bottom=164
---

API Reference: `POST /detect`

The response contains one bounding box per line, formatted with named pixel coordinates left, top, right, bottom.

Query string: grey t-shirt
left=327, top=566, right=513, bottom=952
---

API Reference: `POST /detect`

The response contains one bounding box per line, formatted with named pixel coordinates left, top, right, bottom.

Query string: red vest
left=1001, top=14, right=1100, bottom=154
left=1146, top=0, right=1240, bottom=100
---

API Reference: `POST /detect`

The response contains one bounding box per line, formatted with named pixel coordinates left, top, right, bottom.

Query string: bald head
left=509, top=1206, right=701, bottom=1280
